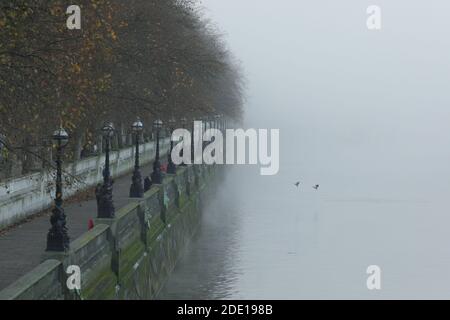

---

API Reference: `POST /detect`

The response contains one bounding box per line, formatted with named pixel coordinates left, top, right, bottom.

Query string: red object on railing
left=161, top=163, right=168, bottom=172
left=88, top=218, right=94, bottom=230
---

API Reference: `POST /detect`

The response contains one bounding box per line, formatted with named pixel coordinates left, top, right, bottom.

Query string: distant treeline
left=0, top=0, right=244, bottom=174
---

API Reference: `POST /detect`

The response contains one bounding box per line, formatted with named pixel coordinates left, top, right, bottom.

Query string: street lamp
left=209, top=116, right=214, bottom=132
left=151, top=119, right=163, bottom=184
left=129, top=117, right=144, bottom=198
left=0, top=133, right=5, bottom=151
left=167, top=118, right=177, bottom=174
left=204, top=116, right=213, bottom=151
left=97, top=122, right=115, bottom=218
left=215, top=115, right=221, bottom=131
left=46, top=127, right=70, bottom=252
left=204, top=116, right=210, bottom=135
left=0, top=134, right=5, bottom=163
left=191, top=119, right=195, bottom=163
left=180, top=117, right=187, bottom=166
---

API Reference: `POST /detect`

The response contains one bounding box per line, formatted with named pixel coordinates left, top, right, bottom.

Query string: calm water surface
left=159, top=148, right=450, bottom=299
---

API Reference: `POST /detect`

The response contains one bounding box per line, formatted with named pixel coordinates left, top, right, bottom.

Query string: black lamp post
left=129, top=118, right=144, bottom=198
left=0, top=134, right=5, bottom=161
left=180, top=117, right=187, bottom=166
left=46, top=127, right=70, bottom=252
left=167, top=118, right=177, bottom=174
left=205, top=116, right=210, bottom=134
left=97, top=122, right=115, bottom=218
left=151, top=119, right=163, bottom=184
left=191, top=119, right=195, bottom=163
left=215, top=115, right=221, bottom=131
left=211, top=115, right=219, bottom=158
left=0, top=133, right=5, bottom=151
left=207, top=116, right=212, bottom=150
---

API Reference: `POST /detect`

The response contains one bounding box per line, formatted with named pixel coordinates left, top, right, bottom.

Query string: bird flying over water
left=313, top=184, right=319, bottom=190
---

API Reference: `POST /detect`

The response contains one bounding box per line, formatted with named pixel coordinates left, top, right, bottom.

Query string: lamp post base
left=167, top=161, right=176, bottom=174
left=151, top=160, right=163, bottom=184
left=151, top=169, right=163, bottom=184
left=129, top=169, right=144, bottom=198
left=96, top=181, right=115, bottom=218
left=46, top=205, right=70, bottom=252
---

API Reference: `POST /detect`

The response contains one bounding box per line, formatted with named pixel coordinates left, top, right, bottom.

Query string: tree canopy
left=0, top=0, right=244, bottom=162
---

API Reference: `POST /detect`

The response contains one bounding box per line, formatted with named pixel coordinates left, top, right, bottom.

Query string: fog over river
left=159, top=0, right=450, bottom=299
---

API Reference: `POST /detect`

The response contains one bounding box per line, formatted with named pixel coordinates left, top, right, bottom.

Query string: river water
left=158, top=124, right=450, bottom=299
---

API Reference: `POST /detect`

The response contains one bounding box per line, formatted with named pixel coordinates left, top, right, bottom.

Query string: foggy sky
left=161, top=1, right=450, bottom=299
left=202, top=0, right=450, bottom=200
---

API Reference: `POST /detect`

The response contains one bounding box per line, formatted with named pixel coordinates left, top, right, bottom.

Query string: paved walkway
left=0, top=162, right=160, bottom=291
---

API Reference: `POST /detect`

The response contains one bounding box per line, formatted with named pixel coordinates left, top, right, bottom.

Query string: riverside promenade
left=0, top=161, right=158, bottom=291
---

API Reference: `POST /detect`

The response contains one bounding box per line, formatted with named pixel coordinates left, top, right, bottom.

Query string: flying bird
left=294, top=181, right=300, bottom=187
left=313, top=184, right=320, bottom=190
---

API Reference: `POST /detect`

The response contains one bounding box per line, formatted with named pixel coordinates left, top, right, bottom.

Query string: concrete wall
left=0, top=139, right=170, bottom=229
left=0, top=164, right=219, bottom=300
